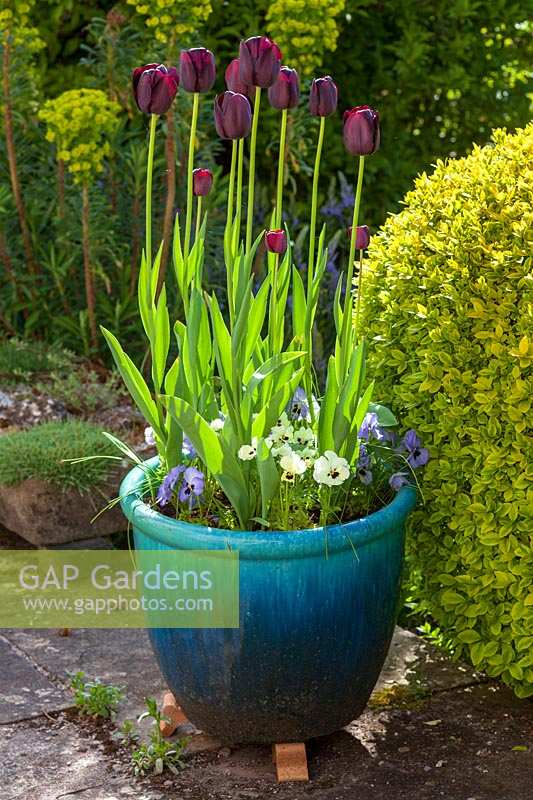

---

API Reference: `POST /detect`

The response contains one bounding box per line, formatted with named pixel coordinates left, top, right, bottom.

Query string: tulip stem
left=246, top=86, right=261, bottom=251
left=307, top=115, right=325, bottom=295
left=226, top=139, right=237, bottom=237
left=234, top=138, right=244, bottom=251
left=226, top=139, right=238, bottom=326
left=275, top=108, right=288, bottom=229
left=195, top=196, right=203, bottom=242
left=145, top=113, right=157, bottom=268
left=354, top=249, right=364, bottom=342
left=184, top=92, right=200, bottom=261
left=341, top=155, right=365, bottom=364
left=269, top=253, right=279, bottom=355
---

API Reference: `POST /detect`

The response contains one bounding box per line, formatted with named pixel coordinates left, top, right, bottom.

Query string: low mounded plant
left=70, top=670, right=124, bottom=719
left=99, top=37, right=428, bottom=531
left=0, top=420, right=119, bottom=490
left=361, top=125, right=533, bottom=698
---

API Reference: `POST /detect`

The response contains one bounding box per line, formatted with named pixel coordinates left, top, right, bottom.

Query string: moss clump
left=0, top=421, right=118, bottom=491
left=361, top=124, right=533, bottom=698
left=369, top=683, right=429, bottom=711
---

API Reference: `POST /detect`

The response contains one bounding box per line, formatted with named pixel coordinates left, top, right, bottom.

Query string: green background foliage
left=1, top=0, right=531, bottom=351
left=361, top=124, right=533, bottom=698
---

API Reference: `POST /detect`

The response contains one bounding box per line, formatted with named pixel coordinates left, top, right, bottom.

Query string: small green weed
left=112, top=718, right=140, bottom=747
left=69, top=671, right=124, bottom=719
left=131, top=698, right=187, bottom=777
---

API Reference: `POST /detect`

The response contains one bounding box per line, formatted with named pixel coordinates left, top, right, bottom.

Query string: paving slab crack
left=0, top=630, right=71, bottom=690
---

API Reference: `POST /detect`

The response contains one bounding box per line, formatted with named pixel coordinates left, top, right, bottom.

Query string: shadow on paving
left=0, top=627, right=531, bottom=799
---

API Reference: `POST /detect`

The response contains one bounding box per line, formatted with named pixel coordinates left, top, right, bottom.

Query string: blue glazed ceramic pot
left=120, top=458, right=417, bottom=744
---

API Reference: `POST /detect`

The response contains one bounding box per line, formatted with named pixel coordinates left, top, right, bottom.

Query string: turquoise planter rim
left=120, top=457, right=417, bottom=560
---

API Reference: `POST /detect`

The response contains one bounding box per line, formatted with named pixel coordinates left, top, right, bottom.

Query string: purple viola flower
left=356, top=445, right=373, bottom=485
left=287, top=387, right=309, bottom=421
left=183, top=435, right=196, bottom=458
left=381, top=427, right=398, bottom=445
left=157, top=465, right=185, bottom=507
left=178, top=467, right=205, bottom=508
left=358, top=412, right=384, bottom=442
left=400, top=430, right=429, bottom=468
left=389, top=471, right=410, bottom=491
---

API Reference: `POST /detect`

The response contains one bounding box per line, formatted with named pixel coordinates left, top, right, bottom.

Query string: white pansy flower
left=313, top=450, right=351, bottom=486
left=144, top=426, right=156, bottom=446
left=209, top=418, right=224, bottom=432
left=270, top=412, right=293, bottom=438
left=293, top=427, right=315, bottom=447
left=269, top=420, right=294, bottom=447
left=271, top=442, right=293, bottom=459
left=280, top=450, right=307, bottom=478
left=272, top=411, right=291, bottom=430
left=301, top=447, right=317, bottom=468
left=238, top=437, right=258, bottom=461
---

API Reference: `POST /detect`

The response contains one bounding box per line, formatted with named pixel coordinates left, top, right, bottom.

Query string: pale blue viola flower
left=287, top=387, right=309, bottom=421
left=157, top=465, right=185, bottom=507
left=183, top=435, right=196, bottom=458
left=400, top=430, right=429, bottom=468
left=358, top=412, right=384, bottom=442
left=178, top=467, right=205, bottom=508
left=356, top=444, right=373, bottom=485
left=389, top=471, right=410, bottom=491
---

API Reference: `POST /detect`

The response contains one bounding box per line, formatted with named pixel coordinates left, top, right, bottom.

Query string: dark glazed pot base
left=171, top=693, right=373, bottom=744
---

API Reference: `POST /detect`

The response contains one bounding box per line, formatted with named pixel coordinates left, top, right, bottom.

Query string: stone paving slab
left=0, top=635, right=71, bottom=723
left=1, top=626, right=484, bottom=728
left=0, top=715, right=163, bottom=800
left=1, top=628, right=166, bottom=724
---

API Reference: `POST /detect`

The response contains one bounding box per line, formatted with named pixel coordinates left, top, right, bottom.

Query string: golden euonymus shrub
left=361, top=125, right=533, bottom=697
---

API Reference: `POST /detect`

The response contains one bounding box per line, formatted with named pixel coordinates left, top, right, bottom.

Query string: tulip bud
left=343, top=105, right=380, bottom=156
left=132, top=64, right=179, bottom=115
left=239, top=36, right=282, bottom=88
left=309, top=76, right=337, bottom=117
left=265, top=229, right=287, bottom=255
left=193, top=168, right=213, bottom=197
left=214, top=91, right=252, bottom=140
left=179, top=48, right=216, bottom=93
left=268, top=66, right=299, bottom=110
left=347, top=225, right=370, bottom=250
left=225, top=59, right=253, bottom=99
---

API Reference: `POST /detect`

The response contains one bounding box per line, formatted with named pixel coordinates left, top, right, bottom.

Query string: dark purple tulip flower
left=214, top=91, right=252, bottom=139
left=343, top=105, right=380, bottom=156
left=225, top=58, right=253, bottom=98
left=193, top=168, right=213, bottom=196
left=239, top=36, right=282, bottom=88
left=265, top=229, right=287, bottom=254
left=132, top=64, right=179, bottom=115
left=179, top=48, right=216, bottom=93
left=268, top=66, right=299, bottom=110
left=347, top=224, right=370, bottom=250
left=309, top=76, right=337, bottom=116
